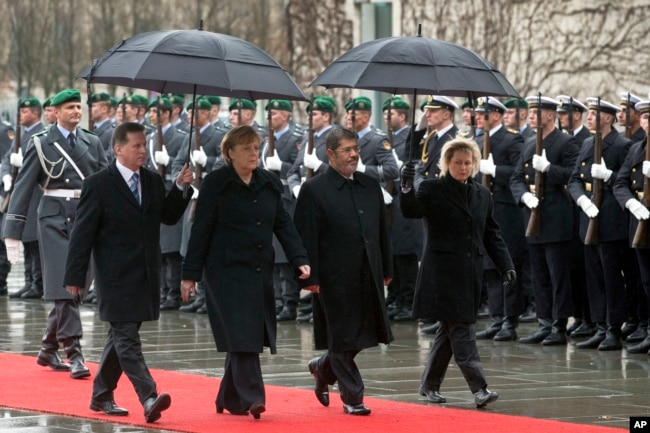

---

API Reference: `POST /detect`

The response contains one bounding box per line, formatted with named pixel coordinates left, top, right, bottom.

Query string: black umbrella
left=78, top=28, right=307, bottom=101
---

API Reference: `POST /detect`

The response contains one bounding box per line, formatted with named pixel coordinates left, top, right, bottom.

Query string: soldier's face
left=311, top=110, right=327, bottom=130
left=462, top=107, right=472, bottom=126
left=345, top=110, right=368, bottom=131
left=641, top=113, right=649, bottom=132
left=149, top=108, right=159, bottom=125
left=617, top=105, right=636, bottom=125
left=44, top=107, right=57, bottom=124
left=270, top=109, right=289, bottom=130
left=529, top=109, right=553, bottom=129
left=19, top=108, right=38, bottom=127
left=55, top=102, right=82, bottom=128
left=425, top=108, right=446, bottom=129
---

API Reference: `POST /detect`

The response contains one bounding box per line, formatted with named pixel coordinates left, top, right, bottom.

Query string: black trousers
left=216, top=352, right=265, bottom=412
left=528, top=241, right=573, bottom=320
left=273, top=263, right=299, bottom=305
left=420, top=321, right=487, bottom=394
left=93, top=321, right=156, bottom=405
left=161, top=252, right=182, bottom=301
left=570, top=240, right=591, bottom=321
left=387, top=253, right=419, bottom=308
left=624, top=247, right=647, bottom=322
left=484, top=266, right=524, bottom=318
left=24, top=240, right=43, bottom=290
left=585, top=240, right=628, bottom=325
left=634, top=249, right=650, bottom=321
left=44, top=299, right=83, bottom=344
left=313, top=350, right=364, bottom=405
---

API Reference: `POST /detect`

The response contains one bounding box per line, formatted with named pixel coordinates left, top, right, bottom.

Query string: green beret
left=307, top=96, right=335, bottom=114
left=265, top=99, right=292, bottom=112
left=229, top=98, right=256, bottom=111
left=503, top=97, right=528, bottom=110
left=187, top=98, right=212, bottom=111
left=109, top=96, right=118, bottom=108
left=51, top=88, right=81, bottom=106
left=345, top=96, right=372, bottom=112
left=203, top=95, right=222, bottom=106
left=148, top=97, right=172, bottom=111
left=168, top=94, right=185, bottom=106
left=133, top=94, right=149, bottom=106
left=42, top=97, right=53, bottom=108
left=382, top=97, right=409, bottom=111
left=461, top=99, right=470, bottom=109
left=90, top=92, right=111, bottom=103
left=19, top=97, right=41, bottom=109
left=119, top=95, right=136, bottom=106
left=419, top=99, right=428, bottom=111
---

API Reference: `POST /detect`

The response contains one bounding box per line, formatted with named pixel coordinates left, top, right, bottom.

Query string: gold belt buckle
left=637, top=191, right=644, bottom=201
left=584, top=182, right=592, bottom=193
left=529, top=185, right=536, bottom=194
left=74, top=189, right=81, bottom=199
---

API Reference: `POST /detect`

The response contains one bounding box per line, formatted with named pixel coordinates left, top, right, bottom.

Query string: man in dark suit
left=294, top=127, right=394, bottom=416
left=510, top=95, right=579, bottom=346
left=64, top=122, right=193, bottom=423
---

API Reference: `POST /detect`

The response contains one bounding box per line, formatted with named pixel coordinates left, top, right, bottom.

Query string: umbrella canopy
left=310, top=34, right=519, bottom=98
left=78, top=29, right=307, bottom=101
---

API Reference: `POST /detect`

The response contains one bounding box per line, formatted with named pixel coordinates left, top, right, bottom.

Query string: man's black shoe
left=179, top=301, right=203, bottom=313
left=296, top=312, right=313, bottom=324
left=343, top=403, right=371, bottom=415
left=160, top=298, right=181, bottom=311
left=276, top=304, right=297, bottom=321
left=308, top=357, right=329, bottom=406
left=90, top=399, right=129, bottom=416
left=393, top=307, right=414, bottom=322
left=570, top=322, right=596, bottom=338
left=36, top=349, right=71, bottom=371
left=421, top=322, right=440, bottom=335
left=9, top=285, right=31, bottom=299
left=144, top=393, right=171, bottom=423
left=21, top=287, right=43, bottom=299
left=196, top=305, right=208, bottom=314
left=474, top=388, right=498, bottom=408
left=626, top=326, right=647, bottom=343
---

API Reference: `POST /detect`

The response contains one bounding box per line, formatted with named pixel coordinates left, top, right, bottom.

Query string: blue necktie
left=130, top=173, right=140, bottom=204
left=68, top=133, right=76, bottom=149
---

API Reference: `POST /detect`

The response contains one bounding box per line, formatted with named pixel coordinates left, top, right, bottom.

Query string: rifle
left=481, top=97, right=492, bottom=188
left=121, top=92, right=127, bottom=124
left=305, top=95, right=315, bottom=179
left=585, top=98, right=603, bottom=245
left=625, top=93, right=632, bottom=140
left=266, top=106, right=275, bottom=160
left=526, top=93, right=544, bottom=237
left=385, top=97, right=395, bottom=226
left=567, top=97, right=574, bottom=136
left=156, top=117, right=165, bottom=178
left=187, top=119, right=202, bottom=222
left=237, top=100, right=242, bottom=126
left=349, top=97, right=356, bottom=133
left=2, top=100, right=21, bottom=213
left=632, top=124, right=650, bottom=247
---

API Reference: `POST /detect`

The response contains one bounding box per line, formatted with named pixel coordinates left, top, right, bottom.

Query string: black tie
left=68, top=133, right=76, bottom=149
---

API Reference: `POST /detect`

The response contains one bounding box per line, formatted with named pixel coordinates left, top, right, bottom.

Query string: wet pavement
left=0, top=263, right=648, bottom=432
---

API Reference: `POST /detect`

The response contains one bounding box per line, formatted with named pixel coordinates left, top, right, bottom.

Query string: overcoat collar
left=108, top=161, right=150, bottom=210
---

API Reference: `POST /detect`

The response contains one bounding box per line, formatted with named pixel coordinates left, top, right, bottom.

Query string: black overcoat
left=64, top=162, right=191, bottom=321
left=182, top=165, right=309, bottom=354
left=294, top=167, right=394, bottom=352
left=400, top=174, right=514, bottom=323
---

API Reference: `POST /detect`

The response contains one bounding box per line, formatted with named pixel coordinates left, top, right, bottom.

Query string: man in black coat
left=64, top=122, right=193, bottom=423
left=294, top=127, right=393, bottom=416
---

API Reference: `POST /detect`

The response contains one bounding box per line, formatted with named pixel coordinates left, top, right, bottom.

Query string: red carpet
left=0, top=353, right=625, bottom=433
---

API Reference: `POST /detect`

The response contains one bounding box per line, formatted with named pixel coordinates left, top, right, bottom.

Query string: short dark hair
left=112, top=122, right=145, bottom=147
left=325, top=127, right=356, bottom=151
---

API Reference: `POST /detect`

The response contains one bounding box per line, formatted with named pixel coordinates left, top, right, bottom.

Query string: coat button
left=65, top=178, right=70, bottom=183
left=257, top=244, right=262, bottom=249
left=581, top=162, right=586, bottom=166
left=66, top=197, right=71, bottom=202
left=256, top=221, right=261, bottom=226
left=253, top=199, right=257, bottom=204
left=256, top=267, right=261, bottom=273
left=67, top=217, right=71, bottom=222
left=580, top=173, right=584, bottom=178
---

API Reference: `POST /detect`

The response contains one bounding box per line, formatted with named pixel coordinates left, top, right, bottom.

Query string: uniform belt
left=43, top=188, right=81, bottom=199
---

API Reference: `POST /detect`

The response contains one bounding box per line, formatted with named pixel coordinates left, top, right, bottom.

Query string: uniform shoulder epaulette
left=373, top=128, right=387, bottom=136
left=2, top=120, right=14, bottom=129
left=458, top=130, right=469, bottom=138
left=507, top=128, right=519, bottom=135
left=33, top=129, right=48, bottom=137
left=176, top=128, right=188, bottom=135
left=291, top=129, right=303, bottom=138
left=80, top=127, right=97, bottom=136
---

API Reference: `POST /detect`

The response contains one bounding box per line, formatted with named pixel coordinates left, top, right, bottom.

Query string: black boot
left=569, top=321, right=596, bottom=338
left=598, top=325, right=623, bottom=351
left=64, top=338, right=91, bottom=379
left=621, top=317, right=639, bottom=340
left=493, top=317, right=518, bottom=341
left=576, top=324, right=606, bottom=349
left=36, top=329, right=70, bottom=371
left=476, top=316, right=504, bottom=340
left=627, top=336, right=650, bottom=354
left=542, top=319, right=568, bottom=346
left=276, top=302, right=297, bottom=321
left=160, top=288, right=181, bottom=310
left=626, top=321, right=647, bottom=343
left=567, top=318, right=583, bottom=335
left=519, top=318, right=552, bottom=344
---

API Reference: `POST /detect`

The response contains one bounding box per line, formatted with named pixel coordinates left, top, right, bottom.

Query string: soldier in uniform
left=510, top=95, right=579, bottom=346
left=43, top=97, right=57, bottom=126
left=411, top=96, right=460, bottom=191
left=567, top=98, right=632, bottom=350
left=228, top=98, right=267, bottom=139
left=613, top=100, right=650, bottom=354
left=381, top=96, right=422, bottom=322
left=504, top=98, right=535, bottom=141
left=473, top=97, right=527, bottom=341
left=119, top=95, right=140, bottom=124
left=146, top=97, right=188, bottom=310
left=90, top=92, right=116, bottom=162
left=3, top=88, right=107, bottom=378
left=2, top=98, right=45, bottom=299
left=174, top=98, right=224, bottom=314
left=619, top=93, right=646, bottom=143
left=262, top=99, right=304, bottom=321
left=169, top=94, right=190, bottom=133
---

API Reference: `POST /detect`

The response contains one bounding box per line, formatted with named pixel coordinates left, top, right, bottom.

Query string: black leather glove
left=400, top=161, right=416, bottom=189
left=502, top=269, right=517, bottom=290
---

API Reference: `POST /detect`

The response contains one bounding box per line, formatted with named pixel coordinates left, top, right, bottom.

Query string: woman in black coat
left=400, top=137, right=515, bottom=408
left=181, top=126, right=310, bottom=419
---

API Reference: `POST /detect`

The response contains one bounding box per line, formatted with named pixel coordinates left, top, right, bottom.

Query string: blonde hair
left=438, top=136, right=481, bottom=177
left=220, top=125, right=262, bottom=165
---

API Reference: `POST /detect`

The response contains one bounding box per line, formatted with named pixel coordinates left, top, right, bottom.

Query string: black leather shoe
left=570, top=322, right=596, bottom=338
left=477, top=302, right=489, bottom=318
left=196, top=305, right=208, bottom=314
left=179, top=301, right=203, bottom=313
left=298, top=304, right=312, bottom=315
left=144, top=393, right=171, bottom=423
left=160, top=298, right=180, bottom=310
left=0, top=285, right=7, bottom=296
left=296, top=312, right=313, bottom=324
left=576, top=326, right=606, bottom=349
left=9, top=285, right=31, bottom=298
left=90, top=399, right=129, bottom=416
left=420, top=389, right=446, bottom=403
left=308, top=357, right=329, bottom=406
left=343, top=403, right=371, bottom=415
left=70, top=357, right=91, bottom=379
left=567, top=319, right=583, bottom=335
left=518, top=320, right=551, bottom=344
left=476, top=318, right=504, bottom=340
left=276, top=304, right=297, bottom=321
left=248, top=400, right=265, bottom=420
left=36, top=349, right=71, bottom=371
left=216, top=404, right=248, bottom=415
left=626, top=326, right=647, bottom=343
left=622, top=319, right=639, bottom=340
left=627, top=337, right=650, bottom=354
left=421, top=322, right=440, bottom=335
left=21, top=287, right=43, bottom=299
left=493, top=327, right=517, bottom=341
left=518, top=304, right=537, bottom=323
left=474, top=388, right=498, bottom=408
left=541, top=331, right=567, bottom=346
left=392, top=307, right=414, bottom=322
left=598, top=327, right=623, bottom=351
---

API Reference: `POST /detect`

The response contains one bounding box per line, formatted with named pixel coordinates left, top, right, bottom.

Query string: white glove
left=532, top=149, right=551, bottom=172
left=292, top=185, right=301, bottom=198
left=479, top=153, right=496, bottom=177
left=381, top=187, right=393, bottom=205
left=591, top=158, right=612, bottom=182
left=10, top=149, right=23, bottom=168
left=265, top=153, right=282, bottom=171
left=154, top=145, right=170, bottom=166
left=2, top=175, right=11, bottom=192
left=643, top=160, right=650, bottom=178
left=356, top=157, right=366, bottom=173
left=192, top=146, right=208, bottom=167
left=304, top=151, right=322, bottom=171
left=576, top=194, right=599, bottom=218
left=626, top=198, right=650, bottom=221
left=416, top=113, right=427, bottom=131
left=5, top=238, right=23, bottom=265
left=191, top=187, right=199, bottom=200
left=521, top=192, right=539, bottom=209
left=392, top=149, right=403, bottom=171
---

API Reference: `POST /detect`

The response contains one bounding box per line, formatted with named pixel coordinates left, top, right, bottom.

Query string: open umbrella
left=78, top=27, right=307, bottom=101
